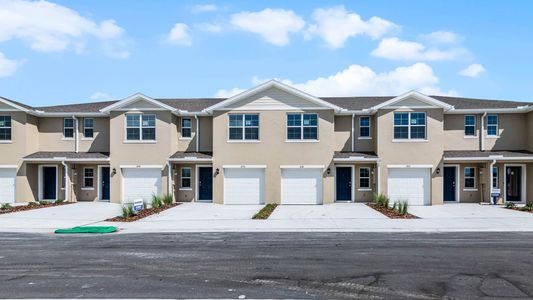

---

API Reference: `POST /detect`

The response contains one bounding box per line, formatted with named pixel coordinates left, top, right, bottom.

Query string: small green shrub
left=373, top=193, right=389, bottom=208
left=151, top=195, right=163, bottom=209
left=162, top=194, right=173, bottom=205
left=27, top=202, right=39, bottom=207
left=505, top=202, right=516, bottom=209
left=38, top=200, right=49, bottom=205
left=55, top=199, right=64, bottom=204
left=121, top=205, right=134, bottom=218
left=1, top=203, right=12, bottom=210
left=400, top=201, right=409, bottom=215
left=520, top=205, right=532, bottom=212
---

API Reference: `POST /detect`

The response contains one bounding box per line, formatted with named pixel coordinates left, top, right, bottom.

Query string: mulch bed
left=504, top=207, right=533, bottom=214
left=0, top=202, right=72, bottom=215
left=106, top=203, right=179, bottom=222
left=366, top=203, right=419, bottom=219
left=252, top=204, right=278, bottom=219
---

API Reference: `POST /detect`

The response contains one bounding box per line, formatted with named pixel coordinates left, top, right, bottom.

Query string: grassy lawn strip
left=253, top=204, right=278, bottom=219
left=0, top=200, right=71, bottom=215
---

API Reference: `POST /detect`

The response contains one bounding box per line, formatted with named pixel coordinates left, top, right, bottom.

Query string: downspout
left=194, top=115, right=199, bottom=152
left=481, top=112, right=487, bottom=151
left=167, top=161, right=173, bottom=201
left=72, top=115, right=79, bottom=153
left=489, top=159, right=496, bottom=204
left=376, top=159, right=381, bottom=195
left=61, top=160, right=69, bottom=202
left=351, top=114, right=355, bottom=152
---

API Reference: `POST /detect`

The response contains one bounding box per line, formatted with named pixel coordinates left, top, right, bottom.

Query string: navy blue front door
left=506, top=166, right=522, bottom=202
left=443, top=166, right=456, bottom=202
left=43, top=166, right=57, bottom=200
left=101, top=167, right=110, bottom=201
left=198, top=167, right=213, bottom=201
left=336, top=167, right=352, bottom=201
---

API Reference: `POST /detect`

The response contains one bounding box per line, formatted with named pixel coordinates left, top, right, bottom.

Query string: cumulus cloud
left=371, top=37, right=467, bottom=61
left=192, top=4, right=217, bottom=13
left=0, top=52, right=20, bottom=77
left=167, top=23, right=192, bottom=46
left=421, top=31, right=461, bottom=44
left=195, top=23, right=222, bottom=33
left=305, top=6, right=398, bottom=48
left=459, top=64, right=486, bottom=78
left=215, top=63, right=455, bottom=97
left=0, top=0, right=128, bottom=57
left=90, top=92, right=112, bottom=100
left=231, top=8, right=305, bottom=46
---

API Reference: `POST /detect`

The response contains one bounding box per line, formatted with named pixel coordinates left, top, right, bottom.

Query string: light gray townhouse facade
left=1, top=80, right=532, bottom=206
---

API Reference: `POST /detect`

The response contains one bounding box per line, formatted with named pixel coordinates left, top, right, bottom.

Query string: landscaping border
left=252, top=204, right=278, bottom=219
left=0, top=201, right=72, bottom=215
left=106, top=203, right=179, bottom=222
left=366, top=203, right=419, bottom=219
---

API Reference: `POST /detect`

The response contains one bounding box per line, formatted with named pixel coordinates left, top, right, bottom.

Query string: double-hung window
left=487, top=114, right=498, bottom=137
left=181, top=118, right=192, bottom=138
left=393, top=112, right=426, bottom=140
left=228, top=114, right=259, bottom=140
left=181, top=167, right=191, bottom=189
left=83, top=168, right=94, bottom=188
left=287, top=113, right=318, bottom=140
left=84, top=118, right=94, bottom=138
left=464, top=115, right=476, bottom=137
left=126, top=114, right=156, bottom=141
left=359, top=116, right=370, bottom=138
left=359, top=167, right=371, bottom=189
left=492, top=167, right=498, bottom=189
left=63, top=118, right=74, bottom=139
left=0, top=116, right=11, bottom=141
left=464, top=167, right=476, bottom=189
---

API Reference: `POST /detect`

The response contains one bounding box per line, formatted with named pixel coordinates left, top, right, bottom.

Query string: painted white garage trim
left=122, top=167, right=161, bottom=204
left=0, top=168, right=16, bottom=203
left=387, top=168, right=430, bottom=205
left=281, top=168, right=323, bottom=205
left=224, top=168, right=265, bottom=204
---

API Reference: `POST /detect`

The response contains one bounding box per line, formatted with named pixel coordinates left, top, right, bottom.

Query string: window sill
left=358, top=188, right=372, bottom=191
left=81, top=187, right=94, bottom=191
left=463, top=188, right=478, bottom=192
left=227, top=140, right=260, bottom=143
left=179, top=137, right=192, bottom=140
left=486, top=136, right=499, bottom=139
left=123, top=140, right=157, bottom=144
left=392, top=139, right=428, bottom=143
left=179, top=188, right=193, bottom=191
left=285, top=140, right=320, bottom=143
left=463, top=136, right=478, bottom=139
left=358, top=137, right=372, bottom=140
left=62, top=138, right=74, bottom=141
left=81, top=138, right=94, bottom=141
left=0, top=140, right=13, bottom=144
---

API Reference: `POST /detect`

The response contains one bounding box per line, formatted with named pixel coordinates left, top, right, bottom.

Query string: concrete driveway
left=0, top=202, right=122, bottom=233
left=270, top=203, right=387, bottom=220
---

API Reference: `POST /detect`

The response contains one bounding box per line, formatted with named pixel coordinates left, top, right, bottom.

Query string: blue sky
left=0, top=0, right=532, bottom=106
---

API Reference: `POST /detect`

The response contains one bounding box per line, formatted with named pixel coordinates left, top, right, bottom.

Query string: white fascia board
left=173, top=110, right=210, bottom=116
left=333, top=157, right=379, bottom=162
left=203, top=80, right=344, bottom=113
left=280, top=165, right=326, bottom=169
left=446, top=106, right=533, bottom=114
left=120, top=165, right=163, bottom=169
left=372, top=91, right=454, bottom=111
left=35, top=112, right=107, bottom=117
left=169, top=158, right=213, bottom=162
left=336, top=110, right=375, bottom=116
left=23, top=158, right=110, bottom=162
left=387, top=164, right=433, bottom=168
left=223, top=165, right=267, bottom=169
left=444, top=156, right=533, bottom=161
left=0, top=165, right=18, bottom=168
left=100, top=93, right=176, bottom=113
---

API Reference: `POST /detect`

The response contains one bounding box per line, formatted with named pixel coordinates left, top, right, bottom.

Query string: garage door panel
left=282, top=168, right=323, bottom=205
left=387, top=168, right=429, bottom=206
left=122, top=168, right=161, bottom=204
left=0, top=168, right=16, bottom=203
left=224, top=168, right=264, bottom=205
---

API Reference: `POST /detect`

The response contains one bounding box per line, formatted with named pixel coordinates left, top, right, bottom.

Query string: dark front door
left=443, top=166, right=457, bottom=202
left=336, top=167, right=352, bottom=201
left=101, top=167, right=110, bottom=201
left=198, top=167, right=213, bottom=201
left=506, top=166, right=522, bottom=202
left=43, top=166, right=57, bottom=200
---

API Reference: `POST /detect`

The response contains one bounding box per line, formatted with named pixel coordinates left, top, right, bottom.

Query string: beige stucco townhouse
left=0, top=80, right=532, bottom=206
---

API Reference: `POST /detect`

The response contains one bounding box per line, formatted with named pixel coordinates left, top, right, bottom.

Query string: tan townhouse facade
left=1, top=80, right=532, bottom=207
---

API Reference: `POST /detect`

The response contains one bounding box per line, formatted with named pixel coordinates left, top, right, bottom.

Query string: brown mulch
left=366, top=203, right=419, bottom=219
left=505, top=207, right=533, bottom=214
left=106, top=203, right=179, bottom=222
left=0, top=202, right=72, bottom=215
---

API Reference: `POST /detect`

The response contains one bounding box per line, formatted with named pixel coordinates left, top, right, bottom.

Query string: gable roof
left=99, top=93, right=176, bottom=113
left=370, top=91, right=454, bottom=111
left=203, top=80, right=345, bottom=112
left=0, top=96, right=33, bottom=112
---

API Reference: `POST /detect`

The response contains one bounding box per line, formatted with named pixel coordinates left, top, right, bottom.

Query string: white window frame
left=124, top=114, right=156, bottom=142
left=180, top=167, right=192, bottom=190
left=181, top=118, right=192, bottom=139
left=492, top=166, right=498, bottom=189
left=464, top=167, right=477, bottom=191
left=393, top=112, right=427, bottom=141
left=228, top=114, right=260, bottom=141
left=464, top=115, right=476, bottom=137
left=83, top=118, right=94, bottom=139
left=487, top=114, right=499, bottom=137
left=63, top=117, right=74, bottom=139
left=0, top=115, right=12, bottom=142
left=82, top=167, right=95, bottom=190
left=359, top=116, right=371, bottom=139
left=359, top=167, right=371, bottom=190
left=286, top=113, right=319, bottom=141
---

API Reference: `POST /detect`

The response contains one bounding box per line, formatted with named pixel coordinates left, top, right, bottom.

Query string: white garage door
left=0, top=168, right=16, bottom=203
left=282, top=168, right=323, bottom=204
left=224, top=168, right=265, bottom=205
left=122, top=168, right=161, bottom=204
left=387, top=168, right=430, bottom=205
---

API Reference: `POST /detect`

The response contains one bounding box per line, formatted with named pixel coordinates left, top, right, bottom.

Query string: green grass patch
left=252, top=204, right=278, bottom=220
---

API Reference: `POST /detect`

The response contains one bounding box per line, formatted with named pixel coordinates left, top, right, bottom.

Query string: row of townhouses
left=0, top=80, right=532, bottom=206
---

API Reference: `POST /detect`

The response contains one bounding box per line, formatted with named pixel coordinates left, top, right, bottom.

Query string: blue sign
left=133, top=199, right=144, bottom=212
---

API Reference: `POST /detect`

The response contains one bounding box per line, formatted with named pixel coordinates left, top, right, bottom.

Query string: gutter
left=61, top=160, right=69, bottom=202
left=167, top=161, right=172, bottom=201
left=481, top=112, right=487, bottom=151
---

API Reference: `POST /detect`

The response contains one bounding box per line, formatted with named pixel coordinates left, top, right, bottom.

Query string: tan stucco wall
left=458, top=164, right=484, bottom=203
left=528, top=112, right=533, bottom=152
left=173, top=163, right=196, bottom=202
left=354, top=115, right=376, bottom=152
left=376, top=108, right=444, bottom=205
left=212, top=109, right=335, bottom=204
left=334, top=116, right=351, bottom=152
left=38, top=117, right=110, bottom=153
left=484, top=113, right=527, bottom=150
left=78, top=117, right=110, bottom=153
left=443, top=114, right=481, bottom=151
left=71, top=164, right=99, bottom=201
left=199, top=116, right=213, bottom=152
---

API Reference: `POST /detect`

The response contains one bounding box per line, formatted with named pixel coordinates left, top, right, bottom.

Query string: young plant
left=38, top=200, right=49, bottom=205
left=121, top=204, right=134, bottom=218
left=1, top=203, right=12, bottom=211
left=162, top=194, right=173, bottom=205
left=151, top=195, right=163, bottom=209
left=505, top=202, right=516, bottom=209
left=372, top=193, right=390, bottom=208
left=55, top=199, right=64, bottom=204
left=400, top=201, right=409, bottom=215
left=27, top=202, right=39, bottom=207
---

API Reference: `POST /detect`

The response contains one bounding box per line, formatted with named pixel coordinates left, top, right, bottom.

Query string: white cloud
left=192, top=4, right=217, bottom=13
left=421, top=31, right=460, bottom=44
left=90, top=92, right=112, bottom=100
left=0, top=0, right=128, bottom=57
left=167, top=23, right=192, bottom=46
left=459, top=64, right=486, bottom=78
left=215, top=63, right=455, bottom=97
left=0, top=52, right=20, bottom=77
left=305, top=6, right=398, bottom=48
left=231, top=8, right=305, bottom=46
left=371, top=37, right=467, bottom=61
left=195, top=23, right=222, bottom=33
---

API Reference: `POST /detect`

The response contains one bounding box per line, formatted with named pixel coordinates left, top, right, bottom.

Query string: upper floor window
left=287, top=113, right=318, bottom=140
left=359, top=116, right=370, bottom=138
left=63, top=118, right=74, bottom=139
left=492, top=166, right=498, bottom=189
left=0, top=116, right=11, bottom=141
left=126, top=114, right=155, bottom=141
left=393, top=112, right=426, bottom=140
left=229, top=114, right=259, bottom=140
left=83, top=168, right=94, bottom=188
left=487, top=114, right=498, bottom=137
left=181, top=118, right=192, bottom=138
left=84, top=118, right=94, bottom=138
left=464, top=167, right=476, bottom=189
left=464, top=115, right=476, bottom=136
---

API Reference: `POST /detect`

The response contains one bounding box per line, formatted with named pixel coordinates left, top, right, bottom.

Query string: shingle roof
left=24, top=151, right=110, bottom=160
left=333, top=151, right=379, bottom=159
left=0, top=96, right=34, bottom=110
left=35, top=101, right=118, bottom=113
left=431, top=96, right=532, bottom=109
left=444, top=150, right=533, bottom=158
left=169, top=151, right=213, bottom=159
